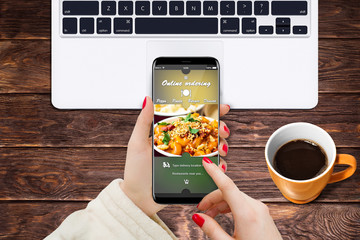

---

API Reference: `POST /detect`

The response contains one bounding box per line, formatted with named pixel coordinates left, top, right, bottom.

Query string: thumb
left=129, top=96, right=154, bottom=145
left=192, top=213, right=233, bottom=240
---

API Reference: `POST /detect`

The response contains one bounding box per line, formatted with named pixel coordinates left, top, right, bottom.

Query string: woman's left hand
left=121, top=96, right=231, bottom=216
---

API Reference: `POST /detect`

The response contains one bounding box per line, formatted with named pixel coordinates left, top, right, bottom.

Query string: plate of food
left=154, top=104, right=205, bottom=116
left=154, top=113, right=219, bottom=157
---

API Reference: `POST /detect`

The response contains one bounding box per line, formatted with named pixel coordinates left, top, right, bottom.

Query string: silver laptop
left=52, top=0, right=318, bottom=109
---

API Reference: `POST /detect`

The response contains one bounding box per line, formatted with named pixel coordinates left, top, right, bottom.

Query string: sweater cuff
left=96, top=179, right=177, bottom=240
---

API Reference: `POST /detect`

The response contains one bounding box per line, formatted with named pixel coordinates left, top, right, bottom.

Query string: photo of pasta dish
left=154, top=113, right=218, bottom=157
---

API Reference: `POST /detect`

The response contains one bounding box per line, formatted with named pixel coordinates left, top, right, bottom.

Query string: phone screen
left=152, top=57, right=219, bottom=203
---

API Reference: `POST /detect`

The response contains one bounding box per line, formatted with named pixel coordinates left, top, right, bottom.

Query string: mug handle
left=328, top=154, right=357, bottom=184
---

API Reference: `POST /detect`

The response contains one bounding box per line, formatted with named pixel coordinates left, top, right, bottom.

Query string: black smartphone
left=152, top=57, right=220, bottom=204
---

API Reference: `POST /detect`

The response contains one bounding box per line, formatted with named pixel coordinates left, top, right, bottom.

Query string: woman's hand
left=193, top=158, right=283, bottom=240
left=121, top=96, right=231, bottom=217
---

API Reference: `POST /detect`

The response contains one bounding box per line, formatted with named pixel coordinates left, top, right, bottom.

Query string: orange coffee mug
left=265, top=122, right=356, bottom=204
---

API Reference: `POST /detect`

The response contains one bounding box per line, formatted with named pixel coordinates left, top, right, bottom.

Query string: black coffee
left=273, top=139, right=328, bottom=180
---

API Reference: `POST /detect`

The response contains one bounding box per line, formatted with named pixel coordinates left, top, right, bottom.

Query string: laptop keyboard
left=61, top=0, right=310, bottom=37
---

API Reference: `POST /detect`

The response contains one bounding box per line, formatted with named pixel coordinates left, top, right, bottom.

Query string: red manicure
left=224, top=125, right=230, bottom=135
left=203, top=157, right=213, bottom=164
left=142, top=97, right=147, bottom=109
left=226, top=104, right=231, bottom=110
left=192, top=214, right=205, bottom=227
left=196, top=203, right=200, bottom=209
left=221, top=164, right=226, bottom=172
left=222, top=144, right=228, bottom=154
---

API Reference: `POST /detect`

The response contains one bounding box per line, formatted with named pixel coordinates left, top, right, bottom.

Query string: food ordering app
left=153, top=64, right=219, bottom=194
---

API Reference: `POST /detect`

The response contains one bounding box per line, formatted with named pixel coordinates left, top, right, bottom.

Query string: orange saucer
left=282, top=192, right=321, bottom=204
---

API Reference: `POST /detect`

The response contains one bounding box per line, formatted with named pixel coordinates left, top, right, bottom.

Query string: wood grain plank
left=0, top=148, right=125, bottom=201
left=0, top=0, right=359, bottom=39
left=0, top=41, right=50, bottom=93
left=319, top=39, right=360, bottom=93
left=1, top=39, right=360, bottom=93
left=227, top=95, right=360, bottom=148
left=319, top=0, right=360, bottom=39
left=0, top=202, right=359, bottom=239
left=270, top=203, right=360, bottom=240
left=0, top=1, right=50, bottom=39
left=0, top=94, right=359, bottom=148
left=0, top=147, right=358, bottom=202
left=165, top=203, right=360, bottom=240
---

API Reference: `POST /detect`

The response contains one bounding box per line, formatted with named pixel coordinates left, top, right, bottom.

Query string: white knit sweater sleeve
left=45, top=179, right=177, bottom=240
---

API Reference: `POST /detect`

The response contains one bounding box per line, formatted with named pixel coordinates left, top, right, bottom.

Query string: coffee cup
left=265, top=122, right=356, bottom=204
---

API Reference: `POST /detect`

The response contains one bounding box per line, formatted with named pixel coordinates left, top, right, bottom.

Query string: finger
left=197, top=189, right=223, bottom=211
left=198, top=157, right=230, bottom=211
left=219, top=138, right=229, bottom=157
left=192, top=213, right=233, bottom=240
left=205, top=200, right=230, bottom=218
left=218, top=158, right=227, bottom=172
left=219, top=121, right=230, bottom=139
left=202, top=157, right=247, bottom=217
left=220, top=208, right=231, bottom=214
left=220, top=104, right=230, bottom=117
left=129, top=96, right=154, bottom=145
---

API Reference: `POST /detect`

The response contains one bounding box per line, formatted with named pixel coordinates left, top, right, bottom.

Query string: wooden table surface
left=0, top=0, right=359, bottom=239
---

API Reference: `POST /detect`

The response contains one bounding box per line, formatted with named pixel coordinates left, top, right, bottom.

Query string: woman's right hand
left=193, top=157, right=283, bottom=240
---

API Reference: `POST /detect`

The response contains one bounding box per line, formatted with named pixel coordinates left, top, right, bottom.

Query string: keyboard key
left=276, top=18, right=290, bottom=34
left=102, top=1, right=116, bottom=15
left=80, top=18, right=94, bottom=34
left=152, top=1, right=167, bottom=15
left=237, top=1, right=252, bottom=15
left=170, top=1, right=184, bottom=15
left=63, top=18, right=77, bottom=34
left=135, top=18, right=218, bottom=34
left=220, top=1, right=235, bottom=15
left=63, top=1, right=99, bottom=15
left=272, top=1, right=307, bottom=15
left=276, top=18, right=290, bottom=26
left=254, top=1, right=269, bottom=15
left=221, top=18, right=239, bottom=34
left=114, top=18, right=133, bottom=34
left=276, top=26, right=290, bottom=34
left=136, top=1, right=150, bottom=15
left=242, top=18, right=256, bottom=34
left=97, top=18, right=111, bottom=34
left=259, top=25, right=273, bottom=34
left=203, top=1, right=218, bottom=15
left=293, top=26, right=307, bottom=34
left=187, top=1, right=201, bottom=15
left=119, top=1, right=133, bottom=15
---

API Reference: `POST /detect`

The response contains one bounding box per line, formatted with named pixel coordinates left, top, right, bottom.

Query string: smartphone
left=152, top=57, right=220, bottom=204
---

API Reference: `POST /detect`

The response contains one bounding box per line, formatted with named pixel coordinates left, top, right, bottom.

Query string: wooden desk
left=0, top=0, right=359, bottom=239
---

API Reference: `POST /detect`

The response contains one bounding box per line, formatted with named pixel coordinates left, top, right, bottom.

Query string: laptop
left=52, top=0, right=318, bottom=109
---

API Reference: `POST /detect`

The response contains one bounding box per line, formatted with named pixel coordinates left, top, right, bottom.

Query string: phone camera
left=182, top=67, right=190, bottom=74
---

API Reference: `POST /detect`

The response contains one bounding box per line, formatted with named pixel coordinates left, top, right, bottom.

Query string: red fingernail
left=196, top=203, right=200, bottom=209
left=226, top=104, right=231, bottom=110
left=142, top=97, right=147, bottom=109
left=221, top=164, right=226, bottom=172
left=192, top=214, right=205, bottom=227
left=224, top=125, right=230, bottom=135
left=203, top=157, right=213, bottom=164
left=222, top=144, right=228, bottom=154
